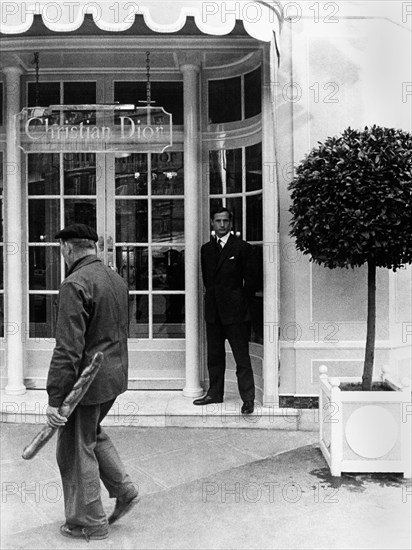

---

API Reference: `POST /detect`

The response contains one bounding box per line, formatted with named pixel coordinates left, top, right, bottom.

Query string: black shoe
left=193, top=395, right=223, bottom=406
left=241, top=401, right=254, bottom=414
left=60, top=523, right=109, bottom=541
left=108, top=492, right=140, bottom=525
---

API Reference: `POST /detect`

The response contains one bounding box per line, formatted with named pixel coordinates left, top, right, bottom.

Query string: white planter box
left=319, top=366, right=411, bottom=477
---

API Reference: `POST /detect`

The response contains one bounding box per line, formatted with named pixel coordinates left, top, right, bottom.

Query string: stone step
left=0, top=390, right=318, bottom=430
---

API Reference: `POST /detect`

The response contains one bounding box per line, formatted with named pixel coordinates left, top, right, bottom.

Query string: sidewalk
left=1, top=423, right=411, bottom=550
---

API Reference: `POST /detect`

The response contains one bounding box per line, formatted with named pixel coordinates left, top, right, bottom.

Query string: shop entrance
left=27, top=150, right=187, bottom=389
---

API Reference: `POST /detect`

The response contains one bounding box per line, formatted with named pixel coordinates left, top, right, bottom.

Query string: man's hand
left=46, top=405, right=67, bottom=428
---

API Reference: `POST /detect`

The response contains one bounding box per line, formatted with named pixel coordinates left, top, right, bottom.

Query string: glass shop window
left=208, top=67, right=262, bottom=124
left=244, top=67, right=262, bottom=119
left=63, top=82, right=97, bottom=125
left=208, top=76, right=241, bottom=124
left=209, top=148, right=242, bottom=195
left=27, top=153, right=97, bottom=338
left=28, top=82, right=60, bottom=107
left=63, top=82, right=96, bottom=105
left=114, top=82, right=184, bottom=124
left=114, top=151, right=186, bottom=339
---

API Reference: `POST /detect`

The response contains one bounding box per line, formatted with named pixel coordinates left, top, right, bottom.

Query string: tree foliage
left=289, top=126, right=412, bottom=270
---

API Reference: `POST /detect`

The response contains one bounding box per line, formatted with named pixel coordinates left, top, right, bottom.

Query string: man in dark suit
left=193, top=207, right=256, bottom=414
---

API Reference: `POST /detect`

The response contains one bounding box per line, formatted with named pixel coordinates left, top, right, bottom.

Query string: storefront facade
left=0, top=1, right=410, bottom=405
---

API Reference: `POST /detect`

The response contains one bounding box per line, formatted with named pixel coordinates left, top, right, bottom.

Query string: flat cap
left=55, top=223, right=98, bottom=242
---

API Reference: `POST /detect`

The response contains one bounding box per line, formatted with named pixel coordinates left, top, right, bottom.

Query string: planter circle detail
left=345, top=405, right=398, bottom=459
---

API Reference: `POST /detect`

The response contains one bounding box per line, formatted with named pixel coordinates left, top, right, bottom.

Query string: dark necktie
left=215, top=238, right=223, bottom=256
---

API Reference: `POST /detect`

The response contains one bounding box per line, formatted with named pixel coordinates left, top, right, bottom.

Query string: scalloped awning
left=0, top=1, right=282, bottom=41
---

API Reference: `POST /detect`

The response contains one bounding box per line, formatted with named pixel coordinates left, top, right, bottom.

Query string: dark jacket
left=47, top=255, right=129, bottom=407
left=201, top=234, right=256, bottom=325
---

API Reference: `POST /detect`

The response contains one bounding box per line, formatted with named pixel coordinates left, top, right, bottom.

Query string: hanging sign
left=17, top=104, right=173, bottom=153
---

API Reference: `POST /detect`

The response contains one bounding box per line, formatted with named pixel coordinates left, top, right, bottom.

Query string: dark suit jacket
left=47, top=256, right=129, bottom=407
left=201, top=234, right=256, bottom=325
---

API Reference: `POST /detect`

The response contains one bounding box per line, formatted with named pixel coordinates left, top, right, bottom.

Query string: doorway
left=27, top=151, right=187, bottom=389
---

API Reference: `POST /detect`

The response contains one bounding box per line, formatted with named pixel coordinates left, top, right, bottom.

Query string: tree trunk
left=362, top=259, right=376, bottom=391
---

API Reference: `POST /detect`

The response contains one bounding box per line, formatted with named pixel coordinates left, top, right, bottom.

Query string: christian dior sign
left=18, top=104, right=173, bottom=153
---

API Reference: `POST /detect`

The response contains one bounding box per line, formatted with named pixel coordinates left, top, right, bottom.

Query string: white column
left=181, top=62, right=203, bottom=398
left=3, top=65, right=26, bottom=395
left=262, top=42, right=280, bottom=406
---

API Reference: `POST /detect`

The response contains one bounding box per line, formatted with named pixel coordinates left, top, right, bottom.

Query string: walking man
left=46, top=223, right=139, bottom=541
left=194, top=207, right=256, bottom=414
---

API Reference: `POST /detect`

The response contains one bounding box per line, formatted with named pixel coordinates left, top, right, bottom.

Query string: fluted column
left=3, top=65, right=26, bottom=395
left=180, top=61, right=203, bottom=398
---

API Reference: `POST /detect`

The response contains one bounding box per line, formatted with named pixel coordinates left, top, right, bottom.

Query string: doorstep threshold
left=0, top=389, right=317, bottom=430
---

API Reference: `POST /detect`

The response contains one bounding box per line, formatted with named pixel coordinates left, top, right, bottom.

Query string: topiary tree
left=288, top=125, right=412, bottom=390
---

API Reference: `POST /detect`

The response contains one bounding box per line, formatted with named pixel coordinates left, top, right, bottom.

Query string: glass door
left=27, top=151, right=186, bottom=389
left=28, top=152, right=98, bottom=340
left=107, top=151, right=187, bottom=387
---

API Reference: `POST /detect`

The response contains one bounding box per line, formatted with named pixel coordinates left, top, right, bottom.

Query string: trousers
left=56, top=399, right=135, bottom=527
left=206, top=321, right=255, bottom=402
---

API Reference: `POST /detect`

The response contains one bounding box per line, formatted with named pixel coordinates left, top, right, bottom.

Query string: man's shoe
left=60, top=523, right=109, bottom=541
left=108, top=492, right=140, bottom=525
left=241, top=401, right=254, bottom=414
left=193, top=395, right=223, bottom=406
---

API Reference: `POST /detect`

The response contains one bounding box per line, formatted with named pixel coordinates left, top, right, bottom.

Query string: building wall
left=276, top=2, right=412, bottom=395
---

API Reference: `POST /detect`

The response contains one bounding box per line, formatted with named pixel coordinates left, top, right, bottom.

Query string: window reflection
left=127, top=295, right=149, bottom=338
left=151, top=152, right=184, bottom=195
left=245, top=68, right=262, bottom=119
left=116, top=200, right=148, bottom=242
left=28, top=154, right=60, bottom=195
left=225, top=197, right=242, bottom=236
left=24, top=147, right=188, bottom=340
left=246, top=143, right=262, bottom=192
left=209, top=149, right=242, bottom=195
left=116, top=247, right=148, bottom=291
left=114, top=81, right=184, bottom=125
left=153, top=247, right=185, bottom=291
left=208, top=67, right=261, bottom=124
left=152, top=200, right=184, bottom=243
left=29, top=199, right=60, bottom=243
left=153, top=295, right=185, bottom=339
left=64, top=153, right=96, bottom=195
left=116, top=247, right=149, bottom=337
left=29, top=294, right=58, bottom=338
left=246, top=195, right=263, bottom=241
left=65, top=199, right=96, bottom=229
left=29, top=247, right=61, bottom=290
left=115, top=154, right=148, bottom=196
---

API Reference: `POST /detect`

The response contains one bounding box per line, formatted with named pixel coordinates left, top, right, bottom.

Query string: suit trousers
left=206, top=321, right=255, bottom=402
left=56, top=399, right=135, bottom=528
